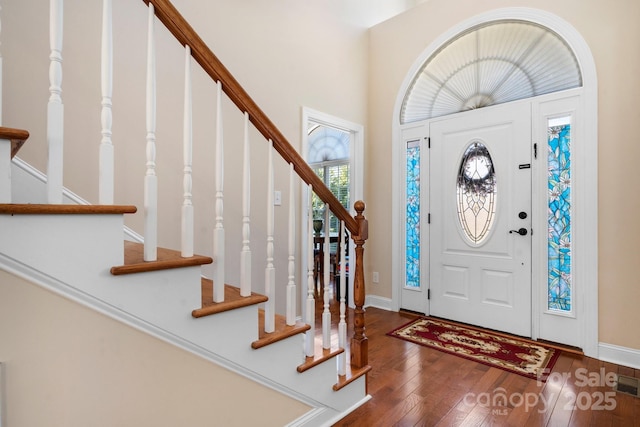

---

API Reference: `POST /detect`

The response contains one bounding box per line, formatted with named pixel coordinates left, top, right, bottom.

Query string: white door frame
left=390, top=8, right=598, bottom=357
left=300, top=107, right=364, bottom=315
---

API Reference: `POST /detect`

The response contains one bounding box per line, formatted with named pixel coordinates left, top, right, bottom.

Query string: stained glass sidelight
left=406, top=140, right=421, bottom=288
left=547, top=118, right=572, bottom=311
left=456, top=141, right=497, bottom=245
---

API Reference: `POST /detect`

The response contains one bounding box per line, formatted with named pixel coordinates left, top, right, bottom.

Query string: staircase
left=0, top=1, right=370, bottom=425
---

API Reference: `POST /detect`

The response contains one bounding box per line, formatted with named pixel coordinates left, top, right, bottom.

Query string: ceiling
left=338, top=0, right=427, bottom=28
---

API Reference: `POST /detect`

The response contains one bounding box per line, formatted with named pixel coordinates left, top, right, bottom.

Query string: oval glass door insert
left=457, top=141, right=497, bottom=244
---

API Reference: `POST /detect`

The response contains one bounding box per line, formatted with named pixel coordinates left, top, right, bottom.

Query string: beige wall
left=0, top=269, right=310, bottom=426
left=366, top=0, right=640, bottom=350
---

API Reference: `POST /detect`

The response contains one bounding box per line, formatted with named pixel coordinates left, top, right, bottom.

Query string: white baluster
left=143, top=3, right=157, bottom=261
left=98, top=0, right=113, bottom=204
left=305, top=185, right=316, bottom=357
left=264, top=140, right=275, bottom=333
left=322, top=203, right=331, bottom=349
left=181, top=45, right=194, bottom=257
left=47, top=0, right=64, bottom=204
left=212, top=80, right=225, bottom=302
left=240, top=111, right=251, bottom=297
left=286, top=163, right=296, bottom=325
left=338, top=220, right=347, bottom=375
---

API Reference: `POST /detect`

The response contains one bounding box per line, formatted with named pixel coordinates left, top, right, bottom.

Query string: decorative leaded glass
left=406, top=140, right=421, bottom=288
left=548, top=118, right=571, bottom=311
left=456, top=141, right=497, bottom=244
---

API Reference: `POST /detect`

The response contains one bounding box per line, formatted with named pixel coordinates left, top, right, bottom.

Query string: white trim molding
left=599, top=343, right=640, bottom=370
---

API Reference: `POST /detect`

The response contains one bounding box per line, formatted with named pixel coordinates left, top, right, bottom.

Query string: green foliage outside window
left=311, top=163, right=350, bottom=234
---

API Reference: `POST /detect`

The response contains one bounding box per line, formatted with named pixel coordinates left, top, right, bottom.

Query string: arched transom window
left=400, top=20, right=582, bottom=124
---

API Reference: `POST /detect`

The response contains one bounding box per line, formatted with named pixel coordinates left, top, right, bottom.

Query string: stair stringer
left=249, top=339, right=367, bottom=410
left=184, top=310, right=367, bottom=412
left=0, top=213, right=368, bottom=424
left=0, top=252, right=365, bottom=427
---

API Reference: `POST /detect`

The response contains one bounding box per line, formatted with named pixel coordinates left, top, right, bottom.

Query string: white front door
left=429, top=102, right=532, bottom=337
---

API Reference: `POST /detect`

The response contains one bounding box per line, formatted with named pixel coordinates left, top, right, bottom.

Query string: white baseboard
left=312, top=394, right=372, bottom=427
left=598, top=342, right=640, bottom=370
left=365, top=294, right=393, bottom=311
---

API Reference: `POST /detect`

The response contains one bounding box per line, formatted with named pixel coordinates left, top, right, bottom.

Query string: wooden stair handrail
left=141, top=0, right=357, bottom=235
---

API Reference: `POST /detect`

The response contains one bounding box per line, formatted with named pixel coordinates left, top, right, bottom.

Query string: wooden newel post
left=351, top=200, right=368, bottom=368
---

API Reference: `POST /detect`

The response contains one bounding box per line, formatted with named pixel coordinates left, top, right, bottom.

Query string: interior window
left=308, top=124, right=350, bottom=235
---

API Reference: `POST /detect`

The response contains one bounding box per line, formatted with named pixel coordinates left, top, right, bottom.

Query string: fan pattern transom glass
left=308, top=125, right=350, bottom=163
left=400, top=20, right=582, bottom=124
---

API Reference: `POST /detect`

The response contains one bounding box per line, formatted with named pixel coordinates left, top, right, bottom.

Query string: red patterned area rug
left=387, top=317, right=560, bottom=381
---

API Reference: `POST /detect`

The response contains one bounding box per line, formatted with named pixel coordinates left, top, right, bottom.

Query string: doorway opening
left=301, top=107, right=364, bottom=315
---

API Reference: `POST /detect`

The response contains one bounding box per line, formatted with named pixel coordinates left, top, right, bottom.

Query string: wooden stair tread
left=297, top=338, right=371, bottom=390
left=192, top=280, right=267, bottom=318
left=252, top=309, right=310, bottom=349
left=0, top=203, right=137, bottom=215
left=111, top=241, right=213, bottom=275
left=0, top=126, right=30, bottom=158
left=333, top=363, right=371, bottom=391
left=297, top=340, right=344, bottom=373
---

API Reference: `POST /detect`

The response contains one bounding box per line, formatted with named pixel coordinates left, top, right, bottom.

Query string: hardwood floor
left=320, top=296, right=640, bottom=426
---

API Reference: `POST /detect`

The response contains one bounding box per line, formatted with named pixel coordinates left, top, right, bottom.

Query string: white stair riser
left=0, top=214, right=124, bottom=277
left=107, top=267, right=203, bottom=328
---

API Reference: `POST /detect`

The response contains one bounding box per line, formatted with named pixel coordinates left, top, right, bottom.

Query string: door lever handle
left=509, top=228, right=528, bottom=236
